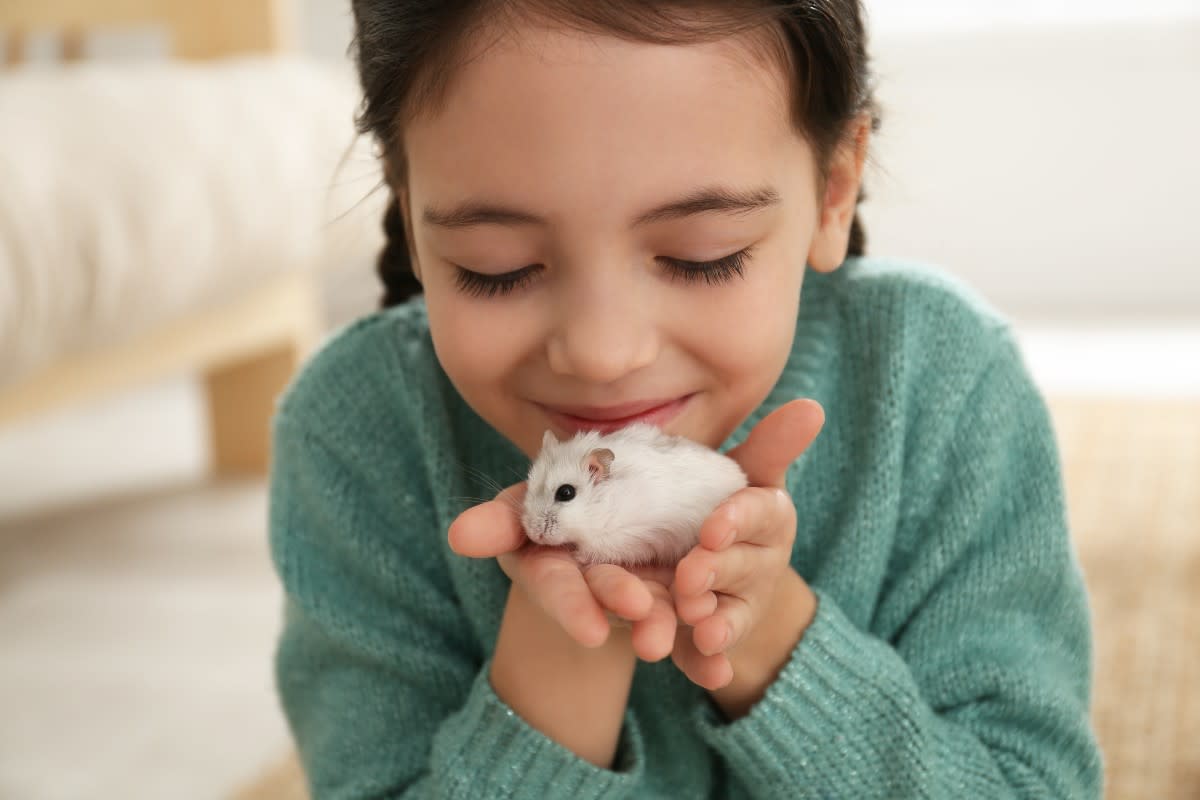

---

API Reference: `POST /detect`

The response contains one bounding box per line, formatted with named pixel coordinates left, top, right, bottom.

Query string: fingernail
left=704, top=570, right=715, bottom=590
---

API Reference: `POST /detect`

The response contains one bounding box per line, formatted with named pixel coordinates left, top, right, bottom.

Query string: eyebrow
left=422, top=185, right=781, bottom=230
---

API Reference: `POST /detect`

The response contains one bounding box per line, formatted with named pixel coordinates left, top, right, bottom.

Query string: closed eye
left=451, top=246, right=752, bottom=298
left=658, top=247, right=751, bottom=286
left=453, top=264, right=541, bottom=298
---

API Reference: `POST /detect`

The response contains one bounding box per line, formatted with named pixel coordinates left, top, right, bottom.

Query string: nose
left=546, top=274, right=659, bottom=382
left=522, top=512, right=553, bottom=544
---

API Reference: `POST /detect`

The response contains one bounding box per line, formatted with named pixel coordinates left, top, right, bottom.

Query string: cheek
left=422, top=287, right=553, bottom=456
left=557, top=502, right=588, bottom=536
left=677, top=257, right=802, bottom=378
left=424, top=290, right=536, bottom=391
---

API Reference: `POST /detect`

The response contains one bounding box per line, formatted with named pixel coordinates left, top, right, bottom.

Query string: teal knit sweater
left=268, top=256, right=1103, bottom=799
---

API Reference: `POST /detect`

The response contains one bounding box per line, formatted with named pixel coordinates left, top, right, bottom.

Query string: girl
left=268, top=1, right=1103, bottom=797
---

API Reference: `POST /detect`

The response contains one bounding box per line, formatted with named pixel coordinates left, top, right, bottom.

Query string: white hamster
left=521, top=422, right=748, bottom=566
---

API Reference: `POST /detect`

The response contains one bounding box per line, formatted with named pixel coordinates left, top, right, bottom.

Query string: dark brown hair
left=350, top=1, right=881, bottom=308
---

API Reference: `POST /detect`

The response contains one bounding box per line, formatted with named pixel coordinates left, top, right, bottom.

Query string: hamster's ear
left=585, top=448, right=614, bottom=484
left=541, top=430, right=557, bottom=452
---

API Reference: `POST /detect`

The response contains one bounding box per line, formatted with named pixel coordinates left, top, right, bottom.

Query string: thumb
left=725, top=398, right=824, bottom=488
left=447, top=482, right=529, bottom=557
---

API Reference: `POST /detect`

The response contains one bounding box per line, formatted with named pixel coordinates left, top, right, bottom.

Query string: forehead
left=402, top=22, right=801, bottom=229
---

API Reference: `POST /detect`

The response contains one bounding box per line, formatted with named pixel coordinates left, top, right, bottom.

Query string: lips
left=540, top=394, right=693, bottom=435
left=550, top=397, right=681, bottom=421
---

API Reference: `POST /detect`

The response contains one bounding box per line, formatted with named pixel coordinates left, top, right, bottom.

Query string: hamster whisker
left=445, top=493, right=526, bottom=519
left=452, top=461, right=511, bottom=498
left=447, top=458, right=537, bottom=523
left=445, top=495, right=506, bottom=512
left=502, top=464, right=529, bottom=481
left=495, top=495, right=524, bottom=515
left=481, top=460, right=531, bottom=485
left=446, top=494, right=493, bottom=503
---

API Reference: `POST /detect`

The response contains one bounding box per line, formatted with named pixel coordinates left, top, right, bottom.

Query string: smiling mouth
left=539, top=393, right=694, bottom=435
left=547, top=396, right=682, bottom=420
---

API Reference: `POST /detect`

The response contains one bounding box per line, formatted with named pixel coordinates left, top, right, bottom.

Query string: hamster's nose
left=522, top=516, right=552, bottom=545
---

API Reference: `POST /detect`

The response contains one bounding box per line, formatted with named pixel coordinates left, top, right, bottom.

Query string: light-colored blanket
left=0, top=57, right=385, bottom=386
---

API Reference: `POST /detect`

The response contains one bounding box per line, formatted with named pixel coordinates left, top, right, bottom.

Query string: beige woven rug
left=235, top=397, right=1200, bottom=800
left=1051, top=397, right=1200, bottom=799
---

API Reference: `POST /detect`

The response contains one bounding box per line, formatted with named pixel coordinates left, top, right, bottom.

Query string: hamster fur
left=521, top=422, right=748, bottom=566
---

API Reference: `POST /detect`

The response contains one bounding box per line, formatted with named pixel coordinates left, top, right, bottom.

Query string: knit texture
left=268, top=256, right=1104, bottom=799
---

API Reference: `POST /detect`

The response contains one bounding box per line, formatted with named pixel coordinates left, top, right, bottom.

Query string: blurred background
left=0, top=1, right=1196, bottom=798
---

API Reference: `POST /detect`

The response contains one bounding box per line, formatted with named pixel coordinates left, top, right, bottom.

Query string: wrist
left=490, top=584, right=636, bottom=767
left=710, top=567, right=816, bottom=720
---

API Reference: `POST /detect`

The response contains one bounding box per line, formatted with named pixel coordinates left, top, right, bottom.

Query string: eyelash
left=452, top=247, right=752, bottom=298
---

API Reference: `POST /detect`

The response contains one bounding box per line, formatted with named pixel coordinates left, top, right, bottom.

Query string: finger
left=521, top=551, right=610, bottom=647
left=670, top=626, right=733, bottom=691
left=698, top=497, right=741, bottom=553
left=495, top=550, right=521, bottom=583
left=674, top=587, right=718, bottom=627
left=725, top=398, right=824, bottom=488
left=698, top=486, right=794, bottom=552
left=447, top=482, right=528, bottom=557
left=583, top=564, right=653, bottom=622
left=624, top=562, right=677, bottom=589
left=692, top=594, right=753, bottom=656
left=675, top=541, right=757, bottom=599
left=497, top=543, right=574, bottom=583
left=630, top=581, right=677, bottom=662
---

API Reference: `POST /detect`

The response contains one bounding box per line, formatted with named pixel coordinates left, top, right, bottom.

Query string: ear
left=584, top=448, right=614, bottom=484
left=541, top=430, right=557, bottom=453
left=395, top=183, right=422, bottom=284
left=807, top=113, right=871, bottom=273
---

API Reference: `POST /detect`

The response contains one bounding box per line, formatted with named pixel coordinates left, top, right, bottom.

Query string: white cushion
left=0, top=56, right=386, bottom=386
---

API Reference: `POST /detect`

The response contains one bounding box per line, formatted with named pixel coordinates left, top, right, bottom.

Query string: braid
left=846, top=174, right=870, bottom=257
left=378, top=190, right=423, bottom=309
left=847, top=206, right=868, bottom=257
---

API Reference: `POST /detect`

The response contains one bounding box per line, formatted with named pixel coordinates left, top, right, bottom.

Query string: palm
left=451, top=484, right=678, bottom=659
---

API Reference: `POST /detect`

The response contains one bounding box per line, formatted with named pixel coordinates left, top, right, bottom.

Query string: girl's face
left=399, top=21, right=865, bottom=458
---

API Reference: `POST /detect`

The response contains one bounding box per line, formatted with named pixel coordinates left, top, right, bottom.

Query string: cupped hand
left=669, top=398, right=825, bottom=691
left=447, top=482, right=678, bottom=662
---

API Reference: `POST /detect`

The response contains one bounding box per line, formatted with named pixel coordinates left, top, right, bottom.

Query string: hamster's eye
left=554, top=484, right=576, bottom=502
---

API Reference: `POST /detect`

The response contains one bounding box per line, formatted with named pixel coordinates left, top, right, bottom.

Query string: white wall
left=862, top=18, right=1200, bottom=320
left=297, top=0, right=356, bottom=61
left=298, top=0, right=1200, bottom=54
left=864, top=0, right=1200, bottom=33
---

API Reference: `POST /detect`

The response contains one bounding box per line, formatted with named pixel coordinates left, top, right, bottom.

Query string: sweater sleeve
left=689, top=330, right=1104, bottom=799
left=269, top=412, right=648, bottom=799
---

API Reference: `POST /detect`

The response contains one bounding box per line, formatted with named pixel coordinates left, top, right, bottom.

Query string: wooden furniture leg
left=5, top=28, right=26, bottom=66
left=204, top=341, right=303, bottom=477
left=0, top=271, right=324, bottom=480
